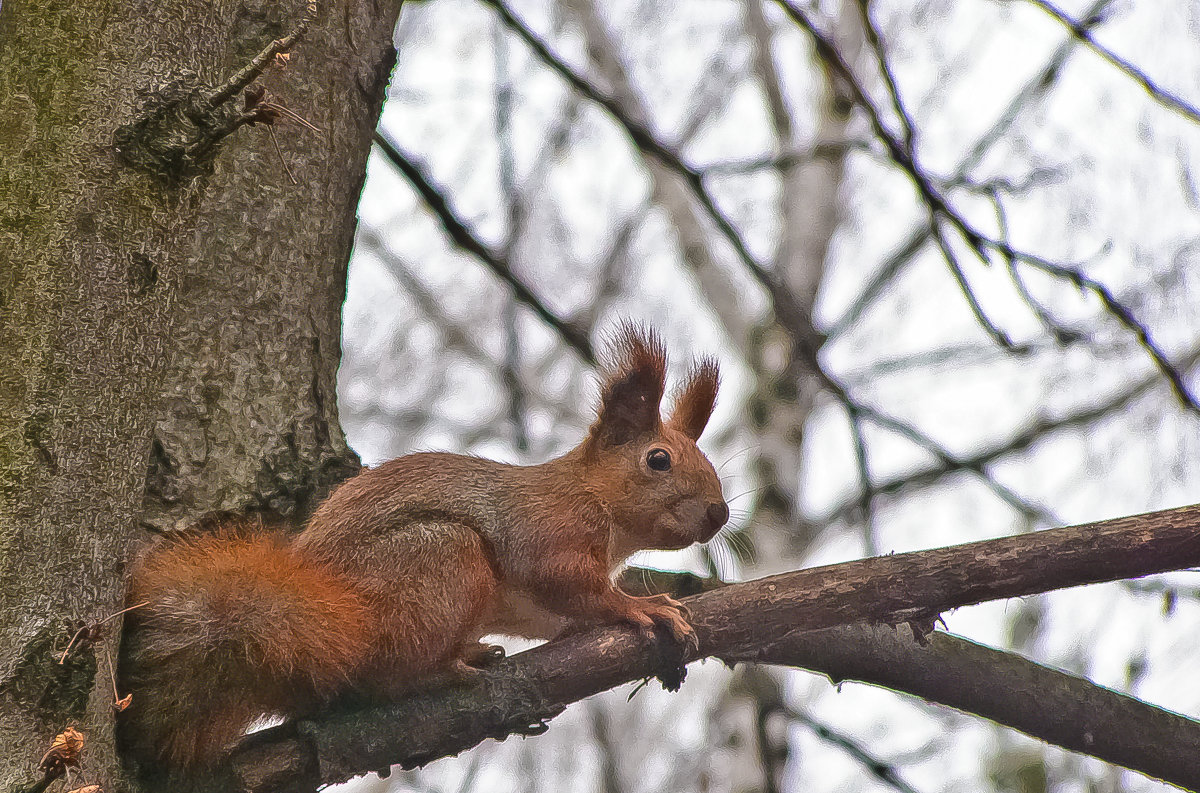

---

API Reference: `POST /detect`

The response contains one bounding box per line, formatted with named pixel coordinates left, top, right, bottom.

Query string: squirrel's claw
left=459, top=641, right=506, bottom=669
left=641, top=592, right=689, bottom=615
left=624, top=596, right=697, bottom=691
left=632, top=595, right=697, bottom=652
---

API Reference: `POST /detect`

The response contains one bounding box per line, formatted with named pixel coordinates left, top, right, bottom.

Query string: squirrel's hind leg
left=343, top=520, right=501, bottom=698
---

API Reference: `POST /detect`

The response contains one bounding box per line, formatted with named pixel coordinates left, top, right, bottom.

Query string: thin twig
left=774, top=0, right=1200, bottom=415
left=268, top=127, right=298, bottom=185
left=790, top=707, right=923, bottom=793
left=196, top=0, right=320, bottom=114
left=697, top=142, right=867, bottom=176
left=929, top=221, right=1019, bottom=350
left=988, top=187, right=1082, bottom=344
left=481, top=0, right=815, bottom=337
left=999, top=244, right=1200, bottom=414
left=826, top=0, right=1115, bottom=338
left=58, top=600, right=149, bottom=664
left=477, top=0, right=1057, bottom=524
left=371, top=131, right=597, bottom=365
left=842, top=390, right=1057, bottom=525
left=854, top=0, right=915, bottom=153
left=845, top=404, right=879, bottom=556
left=1024, top=0, right=1200, bottom=126
left=821, top=341, right=1200, bottom=524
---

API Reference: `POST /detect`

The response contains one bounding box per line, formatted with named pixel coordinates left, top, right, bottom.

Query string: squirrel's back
left=118, top=523, right=370, bottom=770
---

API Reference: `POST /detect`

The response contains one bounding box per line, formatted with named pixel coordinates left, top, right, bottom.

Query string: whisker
left=718, top=445, right=761, bottom=473
left=639, top=564, right=652, bottom=594
left=700, top=545, right=720, bottom=579
left=708, top=542, right=731, bottom=579
left=714, top=532, right=751, bottom=578
left=726, top=484, right=771, bottom=504
left=714, top=527, right=754, bottom=566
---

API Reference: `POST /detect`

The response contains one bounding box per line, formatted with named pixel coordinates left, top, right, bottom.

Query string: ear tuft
left=589, top=323, right=668, bottom=447
left=668, top=356, right=719, bottom=440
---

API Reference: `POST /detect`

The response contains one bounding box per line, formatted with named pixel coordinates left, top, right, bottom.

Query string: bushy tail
left=118, top=526, right=370, bottom=771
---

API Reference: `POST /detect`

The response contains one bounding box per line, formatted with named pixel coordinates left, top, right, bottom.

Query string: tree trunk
left=0, top=1, right=401, bottom=789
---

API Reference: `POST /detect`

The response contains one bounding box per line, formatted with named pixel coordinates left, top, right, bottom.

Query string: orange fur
left=669, top=357, right=720, bottom=440
left=120, top=524, right=370, bottom=769
left=120, top=326, right=727, bottom=775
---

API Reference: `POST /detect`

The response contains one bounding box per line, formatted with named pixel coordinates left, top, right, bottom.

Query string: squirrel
left=117, top=324, right=728, bottom=773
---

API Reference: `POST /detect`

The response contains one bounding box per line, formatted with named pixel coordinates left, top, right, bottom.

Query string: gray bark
left=0, top=1, right=401, bottom=788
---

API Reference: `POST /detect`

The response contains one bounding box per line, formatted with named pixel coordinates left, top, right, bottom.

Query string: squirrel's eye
left=647, top=448, right=672, bottom=471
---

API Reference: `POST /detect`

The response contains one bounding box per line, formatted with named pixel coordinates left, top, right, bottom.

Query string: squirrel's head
left=579, top=324, right=728, bottom=556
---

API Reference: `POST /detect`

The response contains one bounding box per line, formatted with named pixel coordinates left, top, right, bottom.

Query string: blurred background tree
left=338, top=1, right=1200, bottom=792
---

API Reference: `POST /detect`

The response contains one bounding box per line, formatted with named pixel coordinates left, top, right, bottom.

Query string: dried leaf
left=39, top=726, right=84, bottom=774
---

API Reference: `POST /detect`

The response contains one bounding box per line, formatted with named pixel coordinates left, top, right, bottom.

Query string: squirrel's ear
left=589, top=324, right=667, bottom=447
left=667, top=357, right=719, bottom=440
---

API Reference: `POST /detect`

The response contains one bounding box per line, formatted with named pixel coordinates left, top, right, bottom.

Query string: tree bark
left=226, top=503, right=1200, bottom=792
left=0, top=1, right=401, bottom=789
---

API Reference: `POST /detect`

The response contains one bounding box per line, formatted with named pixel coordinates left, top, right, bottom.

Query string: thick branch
left=749, top=624, right=1200, bottom=787
left=225, top=503, right=1200, bottom=791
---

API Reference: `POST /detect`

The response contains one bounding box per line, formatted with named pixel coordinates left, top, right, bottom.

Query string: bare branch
left=930, top=220, right=1021, bottom=350
left=1024, top=0, right=1200, bottom=126
left=755, top=624, right=1200, bottom=791
left=1001, top=245, right=1200, bottom=415
left=853, top=0, right=915, bottom=153
left=696, top=142, right=868, bottom=176
left=773, top=0, right=1200, bottom=415
left=587, top=702, right=628, bottom=793
left=788, top=706, right=922, bottom=793
left=481, top=0, right=816, bottom=337
left=371, top=131, right=597, bottom=365
left=989, top=190, right=1084, bottom=345
left=730, top=665, right=787, bottom=793
left=845, top=403, right=879, bottom=555
left=826, top=376, right=1059, bottom=525
left=474, top=0, right=1052, bottom=526
left=826, top=0, right=1116, bottom=339
left=562, top=0, right=749, bottom=342
left=197, top=1, right=319, bottom=114
left=355, top=225, right=500, bottom=370
left=822, top=341, right=1200, bottom=524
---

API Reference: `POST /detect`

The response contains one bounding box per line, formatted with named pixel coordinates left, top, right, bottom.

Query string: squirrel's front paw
left=624, top=597, right=695, bottom=692
left=627, top=596, right=699, bottom=655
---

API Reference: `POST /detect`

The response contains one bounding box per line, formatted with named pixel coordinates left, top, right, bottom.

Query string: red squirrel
left=118, top=325, right=728, bottom=772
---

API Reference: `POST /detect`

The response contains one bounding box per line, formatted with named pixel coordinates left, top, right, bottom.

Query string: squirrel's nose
left=706, top=501, right=730, bottom=530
